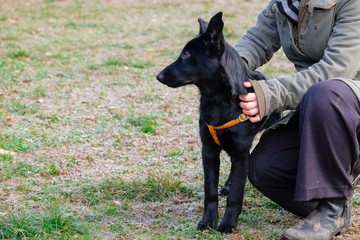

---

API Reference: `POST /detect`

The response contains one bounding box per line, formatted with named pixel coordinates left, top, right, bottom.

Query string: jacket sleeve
left=234, top=0, right=281, bottom=71
left=255, top=0, right=360, bottom=118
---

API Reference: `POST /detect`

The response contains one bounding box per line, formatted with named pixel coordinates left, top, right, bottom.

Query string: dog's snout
left=156, top=72, right=164, bottom=81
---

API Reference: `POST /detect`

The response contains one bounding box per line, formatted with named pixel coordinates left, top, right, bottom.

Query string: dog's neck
left=198, top=73, right=243, bottom=126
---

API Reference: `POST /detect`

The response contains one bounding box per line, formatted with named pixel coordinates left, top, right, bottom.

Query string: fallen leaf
left=36, top=97, right=44, bottom=103
left=61, top=169, right=69, bottom=176
left=145, top=50, right=156, bottom=56
left=3, top=116, right=18, bottom=125
left=8, top=19, right=17, bottom=24
left=84, top=117, right=96, bottom=122
left=226, top=233, right=245, bottom=240
left=107, top=106, right=120, bottom=111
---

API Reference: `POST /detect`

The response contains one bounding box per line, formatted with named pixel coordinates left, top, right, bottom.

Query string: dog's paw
left=217, top=223, right=236, bottom=234
left=197, top=221, right=217, bottom=231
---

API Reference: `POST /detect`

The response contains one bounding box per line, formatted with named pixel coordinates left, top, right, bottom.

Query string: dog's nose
left=156, top=72, right=164, bottom=82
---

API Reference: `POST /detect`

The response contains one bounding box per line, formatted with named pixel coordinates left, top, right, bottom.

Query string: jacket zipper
left=296, top=0, right=308, bottom=51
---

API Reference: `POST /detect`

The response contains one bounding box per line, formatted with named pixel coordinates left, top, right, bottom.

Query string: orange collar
left=206, top=113, right=249, bottom=146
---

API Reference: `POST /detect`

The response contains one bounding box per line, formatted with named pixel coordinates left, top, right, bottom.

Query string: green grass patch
left=29, top=173, right=190, bottom=205
left=125, top=113, right=159, bottom=134
left=33, top=88, right=48, bottom=96
left=3, top=102, right=40, bottom=115
left=10, top=162, right=42, bottom=177
left=0, top=154, right=14, bottom=163
left=0, top=61, right=25, bottom=83
left=169, top=150, right=184, bottom=157
left=0, top=135, right=32, bottom=152
left=21, top=88, right=48, bottom=97
left=36, top=70, right=49, bottom=79
left=78, top=173, right=190, bottom=205
left=0, top=205, right=90, bottom=239
left=114, top=112, right=160, bottom=134
left=8, top=50, right=31, bottom=59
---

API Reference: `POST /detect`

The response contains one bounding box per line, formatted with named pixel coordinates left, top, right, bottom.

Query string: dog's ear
left=198, top=18, right=208, bottom=36
left=202, top=12, right=224, bottom=57
left=205, top=12, right=224, bottom=42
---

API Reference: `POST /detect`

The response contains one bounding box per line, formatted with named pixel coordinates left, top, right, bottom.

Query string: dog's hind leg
left=197, top=145, right=221, bottom=231
left=217, top=152, right=249, bottom=233
left=219, top=170, right=232, bottom=196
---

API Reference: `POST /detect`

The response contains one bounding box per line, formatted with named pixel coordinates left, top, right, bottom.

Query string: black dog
left=156, top=12, right=279, bottom=233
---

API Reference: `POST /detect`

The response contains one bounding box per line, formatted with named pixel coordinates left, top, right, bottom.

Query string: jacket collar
left=306, top=0, right=337, bottom=13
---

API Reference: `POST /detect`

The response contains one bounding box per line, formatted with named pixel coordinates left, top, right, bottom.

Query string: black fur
left=156, top=12, right=280, bottom=233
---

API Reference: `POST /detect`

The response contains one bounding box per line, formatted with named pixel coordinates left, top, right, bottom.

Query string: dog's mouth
left=182, top=79, right=194, bottom=84
left=156, top=73, right=196, bottom=88
left=162, top=79, right=193, bottom=88
left=156, top=68, right=197, bottom=87
left=169, top=79, right=197, bottom=88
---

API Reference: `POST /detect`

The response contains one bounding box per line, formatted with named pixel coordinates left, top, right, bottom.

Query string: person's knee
left=301, top=80, right=344, bottom=117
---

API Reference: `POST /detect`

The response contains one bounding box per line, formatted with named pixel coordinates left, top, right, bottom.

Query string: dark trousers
left=249, top=80, right=360, bottom=217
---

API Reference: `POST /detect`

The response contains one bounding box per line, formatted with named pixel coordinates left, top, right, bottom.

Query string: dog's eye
left=182, top=50, right=191, bottom=59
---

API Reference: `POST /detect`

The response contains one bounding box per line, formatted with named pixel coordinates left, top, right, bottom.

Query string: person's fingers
left=243, top=81, right=253, bottom=88
left=248, top=114, right=261, bottom=123
left=239, top=92, right=257, bottom=102
left=242, top=107, right=259, bottom=117
left=240, top=101, right=257, bottom=110
left=239, top=81, right=260, bottom=123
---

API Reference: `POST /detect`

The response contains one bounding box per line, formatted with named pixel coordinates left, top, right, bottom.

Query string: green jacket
left=235, top=0, right=360, bottom=121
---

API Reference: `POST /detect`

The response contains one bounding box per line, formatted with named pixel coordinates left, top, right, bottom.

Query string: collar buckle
left=239, top=114, right=249, bottom=122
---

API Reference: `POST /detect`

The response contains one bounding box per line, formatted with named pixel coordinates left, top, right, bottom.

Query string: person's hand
left=239, top=82, right=261, bottom=123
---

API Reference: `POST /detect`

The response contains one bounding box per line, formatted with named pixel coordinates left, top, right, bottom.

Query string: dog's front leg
left=197, top=145, right=221, bottom=231
left=217, top=152, right=249, bottom=233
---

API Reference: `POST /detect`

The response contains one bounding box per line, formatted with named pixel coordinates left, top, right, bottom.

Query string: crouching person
left=235, top=0, right=360, bottom=239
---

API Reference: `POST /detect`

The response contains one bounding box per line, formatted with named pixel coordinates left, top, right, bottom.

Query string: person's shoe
left=282, top=197, right=351, bottom=240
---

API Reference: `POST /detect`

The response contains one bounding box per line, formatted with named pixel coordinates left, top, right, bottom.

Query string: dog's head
left=156, top=12, right=228, bottom=88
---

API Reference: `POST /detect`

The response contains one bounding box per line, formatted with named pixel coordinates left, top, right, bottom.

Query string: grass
left=0, top=205, right=90, bottom=239
left=112, top=111, right=160, bottom=134
left=104, top=59, right=154, bottom=69
left=3, top=102, right=40, bottom=115
left=0, top=154, right=13, bottom=163
left=125, top=114, right=159, bottom=134
left=0, top=0, right=358, bottom=239
left=8, top=50, right=31, bottom=59
left=0, top=135, right=33, bottom=152
left=74, top=173, right=189, bottom=205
